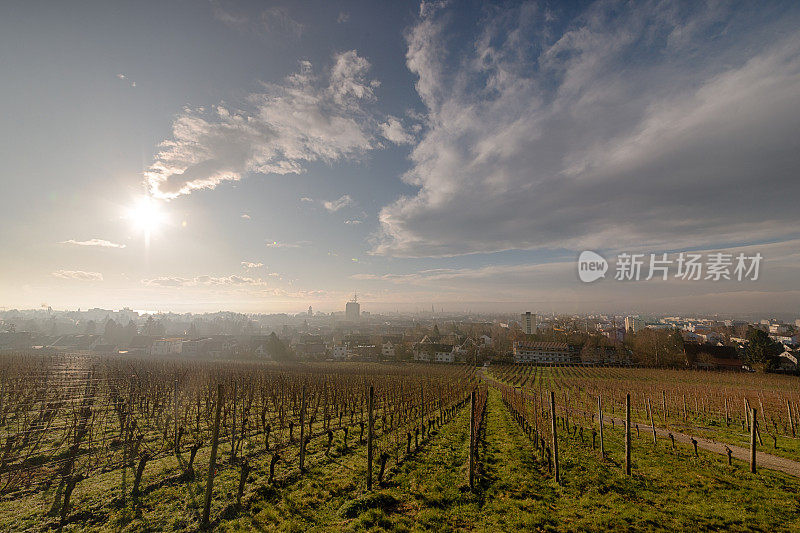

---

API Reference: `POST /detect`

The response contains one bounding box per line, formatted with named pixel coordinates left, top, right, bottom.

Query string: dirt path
left=607, top=416, right=800, bottom=477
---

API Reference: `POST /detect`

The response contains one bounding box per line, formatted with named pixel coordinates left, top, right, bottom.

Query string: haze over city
left=2, top=0, right=799, bottom=316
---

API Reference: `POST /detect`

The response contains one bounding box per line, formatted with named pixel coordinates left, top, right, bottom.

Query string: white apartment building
left=521, top=312, right=537, bottom=334
left=513, top=342, right=572, bottom=364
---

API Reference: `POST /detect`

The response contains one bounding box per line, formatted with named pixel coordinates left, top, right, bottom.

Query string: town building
left=345, top=294, right=360, bottom=322
left=624, top=316, right=645, bottom=333
left=332, top=345, right=347, bottom=361
left=521, top=312, right=537, bottom=334
left=513, top=341, right=572, bottom=363
left=151, top=338, right=183, bottom=356
left=381, top=341, right=396, bottom=358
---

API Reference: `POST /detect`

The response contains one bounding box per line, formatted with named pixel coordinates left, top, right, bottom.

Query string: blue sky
left=1, top=0, right=799, bottom=316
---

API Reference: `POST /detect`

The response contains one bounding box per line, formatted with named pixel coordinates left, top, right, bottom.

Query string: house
left=294, top=342, right=328, bottom=359
left=349, top=345, right=379, bottom=361
left=700, top=332, right=724, bottom=344
left=435, top=349, right=454, bottom=363
left=381, top=341, right=396, bottom=359
left=770, top=324, right=790, bottom=335
left=127, top=335, right=155, bottom=355
left=151, top=338, right=183, bottom=356
left=778, top=350, right=798, bottom=371
left=414, top=337, right=455, bottom=363
left=513, top=341, right=572, bottom=364
left=413, top=348, right=431, bottom=362
left=772, top=335, right=798, bottom=346
left=682, top=331, right=702, bottom=343
left=201, top=336, right=237, bottom=358
left=332, top=345, right=347, bottom=361
left=49, top=334, right=101, bottom=352
left=182, top=338, right=212, bottom=357
left=413, top=342, right=454, bottom=363
left=0, top=332, right=35, bottom=351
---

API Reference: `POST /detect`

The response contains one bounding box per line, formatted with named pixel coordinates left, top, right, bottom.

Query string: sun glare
left=126, top=196, right=166, bottom=242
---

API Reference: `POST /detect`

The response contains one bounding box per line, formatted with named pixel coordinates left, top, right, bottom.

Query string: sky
left=1, top=0, right=799, bottom=317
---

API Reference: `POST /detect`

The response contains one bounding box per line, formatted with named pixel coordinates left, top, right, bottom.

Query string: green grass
left=2, top=388, right=800, bottom=531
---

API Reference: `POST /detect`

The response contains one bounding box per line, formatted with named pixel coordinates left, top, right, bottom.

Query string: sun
left=126, top=196, right=167, bottom=242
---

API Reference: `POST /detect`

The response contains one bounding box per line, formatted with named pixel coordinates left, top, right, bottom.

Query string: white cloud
left=116, top=73, right=135, bottom=87
left=59, top=239, right=126, bottom=249
left=344, top=219, right=362, bottom=225
left=211, top=2, right=249, bottom=29
left=241, top=261, right=264, bottom=268
left=337, top=12, right=350, bottom=23
left=260, top=6, right=303, bottom=38
left=52, top=270, right=104, bottom=281
left=241, top=213, right=251, bottom=219
left=300, top=196, right=314, bottom=203
left=142, top=275, right=267, bottom=287
left=374, top=2, right=800, bottom=257
left=266, top=240, right=311, bottom=248
left=145, top=51, right=382, bottom=199
left=212, top=3, right=303, bottom=38
left=323, top=194, right=354, bottom=212
left=379, top=116, right=415, bottom=145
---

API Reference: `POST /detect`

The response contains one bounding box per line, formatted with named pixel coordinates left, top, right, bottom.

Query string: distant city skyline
left=1, top=1, right=799, bottom=315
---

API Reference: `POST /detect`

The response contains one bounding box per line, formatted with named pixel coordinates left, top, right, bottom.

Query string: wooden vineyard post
left=625, top=393, right=631, bottom=476
left=174, top=379, right=179, bottom=449
left=202, top=383, right=223, bottom=529
left=744, top=399, right=750, bottom=431
left=788, top=400, right=795, bottom=438
left=682, top=394, right=687, bottom=420
left=231, top=381, right=237, bottom=463
left=647, top=398, right=657, bottom=446
left=469, top=389, right=476, bottom=490
left=367, top=385, right=374, bottom=490
left=550, top=391, right=560, bottom=484
left=299, top=385, right=307, bottom=472
left=598, top=395, right=605, bottom=458
left=237, top=460, right=251, bottom=507
left=750, top=407, right=757, bottom=474
left=420, top=385, right=425, bottom=439
left=724, top=397, right=729, bottom=427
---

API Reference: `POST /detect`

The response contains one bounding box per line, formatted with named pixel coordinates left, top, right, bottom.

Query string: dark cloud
left=374, top=1, right=800, bottom=257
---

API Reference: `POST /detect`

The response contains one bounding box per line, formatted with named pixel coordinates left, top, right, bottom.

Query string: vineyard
left=0, top=355, right=475, bottom=530
left=1, top=357, right=800, bottom=531
left=488, top=364, right=800, bottom=464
